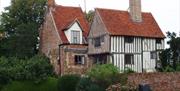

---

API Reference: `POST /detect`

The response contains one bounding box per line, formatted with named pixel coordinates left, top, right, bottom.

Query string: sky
left=0, top=0, right=180, bottom=47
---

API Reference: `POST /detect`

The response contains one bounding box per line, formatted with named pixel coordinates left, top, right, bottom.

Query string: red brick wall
left=59, top=45, right=91, bottom=75
left=39, top=10, right=62, bottom=75
left=39, top=11, right=61, bottom=57
left=127, top=72, right=180, bottom=91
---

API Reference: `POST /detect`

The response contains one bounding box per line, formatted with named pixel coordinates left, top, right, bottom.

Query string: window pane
left=71, top=31, right=80, bottom=44
left=125, top=37, right=134, bottom=43
left=156, top=39, right=161, bottom=44
left=125, top=54, right=134, bottom=65
left=151, top=52, right=156, bottom=59
left=94, top=37, right=101, bottom=47
left=74, top=55, right=85, bottom=65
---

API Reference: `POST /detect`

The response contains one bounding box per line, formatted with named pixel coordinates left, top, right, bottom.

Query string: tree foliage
left=160, top=32, right=180, bottom=70
left=86, top=10, right=94, bottom=23
left=0, top=0, right=47, bottom=58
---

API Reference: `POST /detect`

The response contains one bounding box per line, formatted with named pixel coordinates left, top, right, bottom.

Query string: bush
left=1, top=77, right=58, bottom=91
left=87, top=84, right=104, bottom=91
left=176, top=64, right=180, bottom=71
left=57, top=74, right=80, bottom=91
left=87, top=64, right=119, bottom=88
left=0, top=56, right=12, bottom=85
left=0, top=72, right=10, bottom=85
left=76, top=77, right=104, bottom=91
left=24, top=55, right=53, bottom=83
left=163, top=66, right=175, bottom=72
left=0, top=55, right=53, bottom=83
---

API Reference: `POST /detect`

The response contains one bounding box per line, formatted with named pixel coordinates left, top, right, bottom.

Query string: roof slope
left=52, top=5, right=89, bottom=43
left=96, top=8, right=165, bottom=38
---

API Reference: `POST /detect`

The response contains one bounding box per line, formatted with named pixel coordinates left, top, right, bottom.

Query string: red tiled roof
left=96, top=8, right=165, bottom=38
left=52, top=5, right=89, bottom=43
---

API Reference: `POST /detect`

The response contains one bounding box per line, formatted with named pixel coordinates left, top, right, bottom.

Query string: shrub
left=0, top=72, right=10, bottom=85
left=57, top=74, right=80, bottom=91
left=0, top=56, right=12, bottom=85
left=76, top=77, right=104, bottom=91
left=1, top=77, right=58, bottom=91
left=87, top=84, right=104, bottom=91
left=163, top=66, right=175, bottom=72
left=76, top=77, right=91, bottom=91
left=176, top=64, right=180, bottom=71
left=87, top=64, right=119, bottom=88
left=0, top=55, right=53, bottom=83
left=24, top=55, right=53, bottom=83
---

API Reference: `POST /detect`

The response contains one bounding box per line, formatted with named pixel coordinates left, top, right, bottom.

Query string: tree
left=1, top=23, right=39, bottom=57
left=86, top=10, right=94, bottom=23
left=160, top=32, right=180, bottom=70
left=0, top=0, right=46, bottom=58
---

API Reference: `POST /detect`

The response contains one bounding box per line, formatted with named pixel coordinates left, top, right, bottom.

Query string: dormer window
left=71, top=30, right=80, bottom=44
left=64, top=21, right=83, bottom=44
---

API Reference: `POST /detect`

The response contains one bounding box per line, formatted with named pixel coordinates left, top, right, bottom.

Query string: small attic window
left=156, top=39, right=162, bottom=44
left=125, top=37, right=134, bottom=43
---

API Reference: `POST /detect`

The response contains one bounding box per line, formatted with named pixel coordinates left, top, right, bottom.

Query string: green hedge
left=0, top=55, right=53, bottom=83
left=1, top=77, right=58, bottom=91
left=76, top=77, right=104, bottom=91
left=87, top=64, right=120, bottom=88
left=57, top=74, right=80, bottom=91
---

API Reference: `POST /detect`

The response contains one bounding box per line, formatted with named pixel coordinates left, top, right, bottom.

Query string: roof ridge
left=55, top=5, right=81, bottom=9
left=96, top=7, right=151, bottom=14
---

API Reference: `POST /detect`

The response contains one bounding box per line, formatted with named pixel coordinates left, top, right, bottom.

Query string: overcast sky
left=0, top=0, right=180, bottom=47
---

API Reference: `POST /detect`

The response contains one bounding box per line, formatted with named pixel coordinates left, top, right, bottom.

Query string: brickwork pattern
left=127, top=72, right=180, bottom=91
left=59, top=45, right=91, bottom=75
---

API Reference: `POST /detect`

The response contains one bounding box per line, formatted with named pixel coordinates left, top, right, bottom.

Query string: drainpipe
left=58, top=43, right=69, bottom=76
left=58, top=44, right=61, bottom=75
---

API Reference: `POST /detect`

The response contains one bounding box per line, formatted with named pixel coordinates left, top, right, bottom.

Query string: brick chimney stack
left=48, top=0, right=55, bottom=7
left=129, top=0, right=142, bottom=22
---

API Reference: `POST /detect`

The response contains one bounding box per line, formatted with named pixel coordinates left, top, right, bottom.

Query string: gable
left=52, top=5, right=89, bottom=44
left=64, top=21, right=83, bottom=44
left=88, top=10, right=109, bottom=38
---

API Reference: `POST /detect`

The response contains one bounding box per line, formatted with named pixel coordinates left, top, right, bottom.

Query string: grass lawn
left=1, top=77, right=58, bottom=91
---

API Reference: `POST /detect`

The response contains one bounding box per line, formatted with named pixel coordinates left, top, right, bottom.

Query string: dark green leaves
left=0, top=0, right=47, bottom=58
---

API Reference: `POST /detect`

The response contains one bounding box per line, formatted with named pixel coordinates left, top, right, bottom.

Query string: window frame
left=150, top=51, right=156, bottom=59
left=125, top=54, right=134, bottom=65
left=94, top=37, right=101, bottom=47
left=71, top=30, right=80, bottom=44
left=156, top=39, right=162, bottom=44
left=125, top=37, right=134, bottom=43
left=74, top=55, right=85, bottom=65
